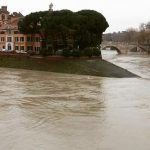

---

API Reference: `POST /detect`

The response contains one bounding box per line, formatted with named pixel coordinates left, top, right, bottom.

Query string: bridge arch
left=102, top=46, right=121, bottom=54
left=129, top=46, right=147, bottom=52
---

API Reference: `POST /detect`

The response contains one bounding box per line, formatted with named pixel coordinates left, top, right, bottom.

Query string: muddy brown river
left=0, top=53, right=150, bottom=150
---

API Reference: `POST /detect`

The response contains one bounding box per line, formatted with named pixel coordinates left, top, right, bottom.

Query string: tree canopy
left=18, top=9, right=109, bottom=50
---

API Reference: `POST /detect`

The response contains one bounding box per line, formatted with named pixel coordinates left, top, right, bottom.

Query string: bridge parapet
left=101, top=42, right=150, bottom=54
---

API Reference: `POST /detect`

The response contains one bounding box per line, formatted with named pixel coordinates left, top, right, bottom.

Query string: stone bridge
left=101, top=42, right=150, bottom=54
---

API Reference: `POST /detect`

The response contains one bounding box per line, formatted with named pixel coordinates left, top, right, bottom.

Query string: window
left=15, top=46, right=19, bottom=50
left=3, top=46, right=5, bottom=49
left=34, top=47, right=40, bottom=53
left=27, top=37, right=31, bottom=42
left=14, top=31, right=19, bottom=34
left=27, top=36, right=34, bottom=42
left=35, top=37, right=40, bottom=42
left=0, top=31, right=5, bottom=34
left=15, top=37, right=19, bottom=42
left=7, top=37, right=12, bottom=42
left=31, top=37, right=34, bottom=42
left=34, top=47, right=40, bottom=51
left=1, top=37, right=5, bottom=42
left=20, top=37, right=24, bottom=42
left=27, top=46, right=33, bottom=50
left=37, top=47, right=40, bottom=51
left=27, top=36, right=31, bottom=42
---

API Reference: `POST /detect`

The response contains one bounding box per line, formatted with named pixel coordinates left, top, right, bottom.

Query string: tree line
left=103, top=22, right=150, bottom=44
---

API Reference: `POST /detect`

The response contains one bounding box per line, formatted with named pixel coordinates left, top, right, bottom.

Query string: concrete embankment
left=0, top=54, right=138, bottom=78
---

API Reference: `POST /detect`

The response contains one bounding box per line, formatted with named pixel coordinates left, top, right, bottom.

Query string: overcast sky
left=1, top=0, right=150, bottom=33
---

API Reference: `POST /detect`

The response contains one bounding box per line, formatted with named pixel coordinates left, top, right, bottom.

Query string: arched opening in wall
left=139, top=47, right=147, bottom=52
left=102, top=46, right=121, bottom=54
left=130, top=47, right=138, bottom=52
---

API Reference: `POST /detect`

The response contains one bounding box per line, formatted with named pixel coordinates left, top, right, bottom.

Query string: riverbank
left=0, top=55, right=138, bottom=78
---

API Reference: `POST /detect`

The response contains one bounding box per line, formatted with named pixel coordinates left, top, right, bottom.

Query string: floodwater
left=102, top=50, right=150, bottom=78
left=0, top=52, right=150, bottom=150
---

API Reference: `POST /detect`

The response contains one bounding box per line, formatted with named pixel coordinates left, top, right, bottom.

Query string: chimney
left=1, top=6, right=7, bottom=11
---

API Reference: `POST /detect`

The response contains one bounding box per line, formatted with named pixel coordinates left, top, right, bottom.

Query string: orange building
left=0, top=6, right=41, bottom=54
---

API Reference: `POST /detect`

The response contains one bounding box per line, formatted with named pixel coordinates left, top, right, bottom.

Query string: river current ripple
left=0, top=53, right=150, bottom=150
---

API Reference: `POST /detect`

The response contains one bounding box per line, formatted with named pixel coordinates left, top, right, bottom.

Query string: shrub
left=40, top=48, right=53, bottom=57
left=83, top=47, right=93, bottom=57
left=92, top=47, right=101, bottom=56
left=62, top=48, right=71, bottom=57
left=72, top=49, right=81, bottom=57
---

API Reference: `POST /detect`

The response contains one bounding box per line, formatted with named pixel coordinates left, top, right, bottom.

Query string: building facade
left=0, top=6, right=41, bottom=54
